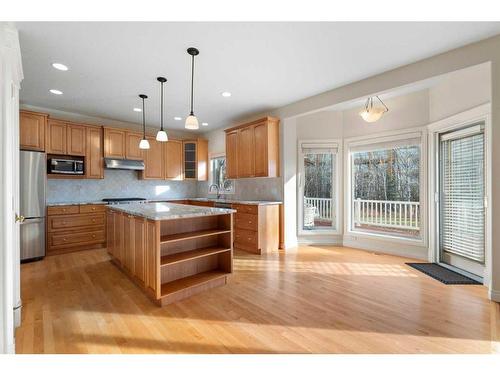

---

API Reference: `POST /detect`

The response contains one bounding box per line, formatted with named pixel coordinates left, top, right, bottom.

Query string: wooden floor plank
left=16, top=245, right=498, bottom=353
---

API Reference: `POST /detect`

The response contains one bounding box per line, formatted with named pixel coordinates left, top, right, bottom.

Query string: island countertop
left=107, top=202, right=236, bottom=220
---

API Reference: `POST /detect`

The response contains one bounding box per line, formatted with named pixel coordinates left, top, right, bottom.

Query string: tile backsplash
left=47, top=169, right=198, bottom=203
left=197, top=177, right=283, bottom=201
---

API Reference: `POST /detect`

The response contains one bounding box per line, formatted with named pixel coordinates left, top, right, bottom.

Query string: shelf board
left=161, top=270, right=229, bottom=297
left=161, top=246, right=230, bottom=267
left=160, top=229, right=231, bottom=244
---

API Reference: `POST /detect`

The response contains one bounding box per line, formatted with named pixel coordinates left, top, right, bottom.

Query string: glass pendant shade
left=359, top=96, right=388, bottom=123
left=156, top=130, right=168, bottom=141
left=359, top=107, right=386, bottom=123
left=139, top=138, right=150, bottom=149
left=185, top=114, right=199, bottom=130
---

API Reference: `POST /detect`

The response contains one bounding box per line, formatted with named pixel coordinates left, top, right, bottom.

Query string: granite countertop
left=47, top=201, right=107, bottom=206
left=47, top=198, right=282, bottom=207
left=108, top=202, right=236, bottom=220
left=156, top=198, right=283, bottom=206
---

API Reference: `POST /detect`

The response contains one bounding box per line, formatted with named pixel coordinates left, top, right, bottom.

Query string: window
left=209, top=155, right=234, bottom=194
left=349, top=133, right=422, bottom=240
left=298, top=141, right=340, bottom=234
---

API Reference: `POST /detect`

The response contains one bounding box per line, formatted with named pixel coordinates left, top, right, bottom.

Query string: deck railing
left=304, top=197, right=334, bottom=221
left=354, top=198, right=420, bottom=230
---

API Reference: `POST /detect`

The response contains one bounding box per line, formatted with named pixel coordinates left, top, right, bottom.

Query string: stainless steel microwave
left=48, top=158, right=84, bottom=175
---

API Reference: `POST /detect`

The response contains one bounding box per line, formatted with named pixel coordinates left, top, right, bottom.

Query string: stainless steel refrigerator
left=20, top=151, right=46, bottom=261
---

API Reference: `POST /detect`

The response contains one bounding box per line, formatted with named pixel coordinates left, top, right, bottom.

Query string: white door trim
left=427, top=103, right=492, bottom=286
left=0, top=23, right=23, bottom=354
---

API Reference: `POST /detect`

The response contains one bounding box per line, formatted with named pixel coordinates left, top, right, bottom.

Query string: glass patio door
left=439, top=124, right=485, bottom=278
left=299, top=142, right=337, bottom=233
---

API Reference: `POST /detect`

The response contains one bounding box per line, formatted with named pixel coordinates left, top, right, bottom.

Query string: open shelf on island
left=161, top=246, right=231, bottom=267
left=160, top=229, right=231, bottom=244
left=160, top=270, right=229, bottom=297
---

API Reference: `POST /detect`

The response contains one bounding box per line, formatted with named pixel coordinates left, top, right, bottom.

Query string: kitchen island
left=106, top=202, right=235, bottom=306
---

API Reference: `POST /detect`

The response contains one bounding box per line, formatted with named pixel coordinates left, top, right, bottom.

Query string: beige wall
left=296, top=110, right=343, bottom=139
left=429, top=62, right=491, bottom=122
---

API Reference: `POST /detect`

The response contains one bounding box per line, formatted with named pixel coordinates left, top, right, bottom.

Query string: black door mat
left=406, top=263, right=481, bottom=285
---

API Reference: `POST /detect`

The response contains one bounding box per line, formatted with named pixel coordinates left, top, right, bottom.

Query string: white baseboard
left=298, top=236, right=343, bottom=246
left=489, top=289, right=500, bottom=302
left=342, top=238, right=427, bottom=260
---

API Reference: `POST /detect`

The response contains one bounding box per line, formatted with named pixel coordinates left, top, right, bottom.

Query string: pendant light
left=359, top=96, right=389, bottom=123
left=185, top=47, right=199, bottom=130
left=156, top=77, right=169, bottom=142
left=138, top=94, right=150, bottom=149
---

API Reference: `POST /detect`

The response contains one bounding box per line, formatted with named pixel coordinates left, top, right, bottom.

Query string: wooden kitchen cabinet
left=164, top=140, right=183, bottom=180
left=66, top=124, right=86, bottom=156
left=232, top=203, right=280, bottom=255
left=46, top=204, right=107, bottom=256
left=183, top=138, right=208, bottom=181
left=126, top=132, right=144, bottom=160
left=20, top=110, right=47, bottom=151
left=46, top=119, right=67, bottom=154
left=225, top=131, right=238, bottom=179
left=104, top=128, right=126, bottom=159
left=85, top=126, right=104, bottom=179
left=237, top=126, right=255, bottom=178
left=225, top=117, right=280, bottom=178
left=142, top=137, right=164, bottom=179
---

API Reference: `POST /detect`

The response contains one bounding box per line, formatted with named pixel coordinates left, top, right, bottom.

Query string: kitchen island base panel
left=107, top=206, right=233, bottom=306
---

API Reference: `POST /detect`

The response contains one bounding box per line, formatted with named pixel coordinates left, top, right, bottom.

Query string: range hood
left=105, top=158, right=145, bottom=170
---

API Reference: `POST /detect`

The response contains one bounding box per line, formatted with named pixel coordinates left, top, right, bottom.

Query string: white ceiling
left=16, top=22, right=500, bottom=132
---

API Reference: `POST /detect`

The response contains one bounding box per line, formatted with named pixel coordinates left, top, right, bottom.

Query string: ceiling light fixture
left=221, top=92, right=231, bottom=97
left=185, top=47, right=200, bottom=130
left=133, top=107, right=142, bottom=112
left=49, top=89, right=63, bottom=95
left=52, top=63, right=68, bottom=71
left=359, top=96, right=388, bottom=123
left=156, top=77, right=168, bottom=142
left=138, top=94, right=150, bottom=150
left=202, top=122, right=208, bottom=126
left=174, top=117, right=182, bottom=121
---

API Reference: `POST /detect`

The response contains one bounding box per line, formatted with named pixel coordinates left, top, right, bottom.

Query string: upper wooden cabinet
left=104, top=128, right=126, bottom=159
left=125, top=132, right=144, bottom=160
left=183, top=139, right=208, bottom=181
left=66, top=124, right=86, bottom=156
left=20, top=110, right=47, bottom=151
left=164, top=140, right=183, bottom=180
left=225, top=117, right=279, bottom=178
left=225, top=131, right=238, bottom=179
left=86, top=126, right=104, bottom=179
left=46, top=119, right=67, bottom=155
left=142, top=137, right=164, bottom=180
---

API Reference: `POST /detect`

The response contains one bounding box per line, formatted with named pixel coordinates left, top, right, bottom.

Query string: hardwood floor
left=16, top=245, right=499, bottom=353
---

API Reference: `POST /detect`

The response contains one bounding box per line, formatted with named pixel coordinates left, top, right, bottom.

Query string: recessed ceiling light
left=174, top=117, right=182, bottom=121
left=221, top=92, right=232, bottom=97
left=49, top=89, right=63, bottom=95
left=52, top=63, right=68, bottom=71
left=133, top=107, right=142, bottom=112
left=202, top=122, right=208, bottom=126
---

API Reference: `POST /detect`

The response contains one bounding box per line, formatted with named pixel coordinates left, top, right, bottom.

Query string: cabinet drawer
left=49, top=230, right=105, bottom=247
left=234, top=212, right=258, bottom=231
left=234, top=228, right=258, bottom=249
left=80, top=204, right=106, bottom=213
left=48, top=213, right=105, bottom=231
left=232, top=204, right=258, bottom=215
left=47, top=205, right=79, bottom=216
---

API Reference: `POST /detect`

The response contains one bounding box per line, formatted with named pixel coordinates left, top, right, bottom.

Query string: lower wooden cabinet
left=47, top=204, right=107, bottom=255
left=232, top=203, right=280, bottom=255
left=108, top=208, right=156, bottom=294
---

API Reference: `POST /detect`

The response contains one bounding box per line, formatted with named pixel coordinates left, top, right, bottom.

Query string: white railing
left=304, top=197, right=333, bottom=221
left=354, top=199, right=420, bottom=230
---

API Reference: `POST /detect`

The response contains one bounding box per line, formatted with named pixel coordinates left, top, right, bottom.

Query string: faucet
left=209, top=184, right=222, bottom=199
